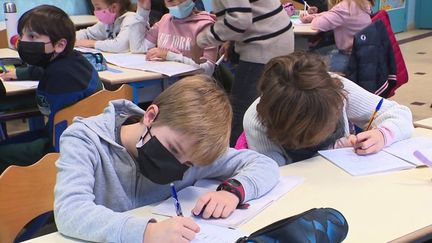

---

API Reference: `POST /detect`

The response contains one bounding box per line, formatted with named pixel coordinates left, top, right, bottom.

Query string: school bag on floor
left=236, top=208, right=348, bottom=243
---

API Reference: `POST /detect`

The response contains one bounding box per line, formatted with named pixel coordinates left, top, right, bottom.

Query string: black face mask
left=136, top=127, right=189, bottom=184
left=18, top=40, right=55, bottom=67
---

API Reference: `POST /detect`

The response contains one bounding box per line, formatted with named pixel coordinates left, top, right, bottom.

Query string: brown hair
left=18, top=5, right=76, bottom=56
left=104, top=0, right=132, bottom=13
left=152, top=75, right=232, bottom=165
left=257, top=52, right=346, bottom=149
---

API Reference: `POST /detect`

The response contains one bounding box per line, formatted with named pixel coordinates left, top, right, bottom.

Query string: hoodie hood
left=170, top=10, right=216, bottom=23
left=73, top=99, right=144, bottom=148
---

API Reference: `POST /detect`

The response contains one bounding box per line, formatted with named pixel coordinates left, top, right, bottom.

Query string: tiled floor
left=4, top=29, right=432, bottom=135
left=391, top=29, right=432, bottom=121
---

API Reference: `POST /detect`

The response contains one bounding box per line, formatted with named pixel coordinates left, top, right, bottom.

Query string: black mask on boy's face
left=136, top=127, right=189, bottom=184
left=18, top=41, right=55, bottom=67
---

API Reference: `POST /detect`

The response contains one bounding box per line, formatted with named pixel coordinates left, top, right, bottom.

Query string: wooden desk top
left=70, top=15, right=98, bottom=28
left=23, top=128, right=432, bottom=243
left=3, top=81, right=37, bottom=96
left=99, top=64, right=165, bottom=85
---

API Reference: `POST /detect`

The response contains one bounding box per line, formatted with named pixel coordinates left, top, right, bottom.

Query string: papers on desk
left=193, top=223, right=246, bottom=243
left=291, top=18, right=311, bottom=26
left=104, top=53, right=200, bottom=77
left=152, top=176, right=304, bottom=228
left=3, top=81, right=39, bottom=89
left=319, top=137, right=432, bottom=176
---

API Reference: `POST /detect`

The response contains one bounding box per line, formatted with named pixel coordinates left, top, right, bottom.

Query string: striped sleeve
left=197, top=0, right=253, bottom=47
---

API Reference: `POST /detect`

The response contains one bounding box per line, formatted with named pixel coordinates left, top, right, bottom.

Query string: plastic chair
left=0, top=153, right=60, bottom=243
left=52, top=84, right=133, bottom=151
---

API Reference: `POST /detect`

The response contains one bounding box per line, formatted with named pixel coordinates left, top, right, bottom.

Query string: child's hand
left=300, top=13, right=314, bottom=23
left=307, top=6, right=319, bottom=14
left=143, top=216, right=200, bottom=243
left=334, top=135, right=357, bottom=149
left=354, top=129, right=385, bottom=155
left=137, top=0, right=151, bottom=10
left=75, top=39, right=96, bottom=48
left=146, top=48, right=168, bottom=61
left=218, top=42, right=231, bottom=61
left=192, top=190, right=239, bottom=219
left=0, top=70, right=17, bottom=80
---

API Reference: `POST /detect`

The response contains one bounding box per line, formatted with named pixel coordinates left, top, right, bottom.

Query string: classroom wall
left=406, top=0, right=416, bottom=30
left=0, top=0, right=91, bottom=21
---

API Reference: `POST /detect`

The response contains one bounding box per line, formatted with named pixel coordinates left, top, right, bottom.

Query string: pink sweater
left=311, top=1, right=371, bottom=52
left=146, top=12, right=217, bottom=64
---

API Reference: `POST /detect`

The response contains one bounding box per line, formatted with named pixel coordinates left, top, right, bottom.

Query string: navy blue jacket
left=346, top=20, right=397, bottom=98
left=16, top=50, right=103, bottom=134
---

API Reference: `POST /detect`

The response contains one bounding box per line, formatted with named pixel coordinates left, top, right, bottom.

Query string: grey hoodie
left=54, top=99, right=280, bottom=243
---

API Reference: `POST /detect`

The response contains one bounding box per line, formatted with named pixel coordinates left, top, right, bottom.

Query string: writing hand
left=143, top=216, right=200, bottom=243
left=354, top=129, right=385, bottom=155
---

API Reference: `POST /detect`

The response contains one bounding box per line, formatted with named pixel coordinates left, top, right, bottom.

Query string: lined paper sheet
left=383, top=137, right=432, bottom=166
left=104, top=53, right=199, bottom=77
left=193, top=223, right=246, bottom=243
left=319, top=148, right=415, bottom=176
left=152, top=176, right=304, bottom=228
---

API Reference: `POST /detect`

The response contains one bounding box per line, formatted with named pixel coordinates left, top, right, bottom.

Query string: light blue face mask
left=201, top=0, right=213, bottom=12
left=168, top=0, right=195, bottom=19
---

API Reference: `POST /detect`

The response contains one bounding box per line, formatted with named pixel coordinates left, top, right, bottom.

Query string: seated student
left=54, top=75, right=280, bottom=242
left=300, top=0, right=374, bottom=73
left=243, top=52, right=413, bottom=166
left=0, top=5, right=102, bottom=173
left=129, top=0, right=217, bottom=76
left=76, top=0, right=136, bottom=53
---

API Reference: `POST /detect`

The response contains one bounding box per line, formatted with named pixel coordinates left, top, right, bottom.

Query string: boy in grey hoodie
left=54, top=75, right=280, bottom=243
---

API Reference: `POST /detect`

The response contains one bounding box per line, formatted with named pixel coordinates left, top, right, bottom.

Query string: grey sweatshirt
left=54, top=99, right=280, bottom=243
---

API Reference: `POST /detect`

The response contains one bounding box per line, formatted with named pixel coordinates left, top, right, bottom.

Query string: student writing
left=54, top=75, right=280, bottom=242
left=243, top=52, right=413, bottom=166
left=300, top=0, right=374, bottom=73
left=129, top=0, right=217, bottom=76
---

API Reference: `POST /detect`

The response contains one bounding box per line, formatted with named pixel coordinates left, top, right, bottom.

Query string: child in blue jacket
left=0, top=5, right=103, bottom=173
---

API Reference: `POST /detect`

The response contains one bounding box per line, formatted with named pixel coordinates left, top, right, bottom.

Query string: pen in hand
left=170, top=183, right=183, bottom=217
left=365, top=98, right=384, bottom=131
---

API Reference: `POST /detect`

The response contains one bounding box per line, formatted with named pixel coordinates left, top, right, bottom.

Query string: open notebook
left=319, top=137, right=432, bottom=176
left=152, top=176, right=304, bottom=228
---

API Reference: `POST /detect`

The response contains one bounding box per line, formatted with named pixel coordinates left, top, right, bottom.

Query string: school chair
left=52, top=84, right=133, bottom=151
left=0, top=153, right=60, bottom=243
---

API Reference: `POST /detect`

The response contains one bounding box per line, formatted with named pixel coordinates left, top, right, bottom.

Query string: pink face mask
left=94, top=8, right=116, bottom=25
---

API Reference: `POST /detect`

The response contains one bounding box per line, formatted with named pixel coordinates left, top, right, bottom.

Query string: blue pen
left=365, top=98, right=384, bottom=131
left=170, top=183, right=183, bottom=216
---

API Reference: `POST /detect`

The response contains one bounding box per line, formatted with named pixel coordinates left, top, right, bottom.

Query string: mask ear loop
left=137, top=110, right=159, bottom=147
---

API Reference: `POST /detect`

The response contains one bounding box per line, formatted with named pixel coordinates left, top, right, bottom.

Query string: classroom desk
left=293, top=23, right=319, bottom=36
left=2, top=81, right=36, bottom=96
left=70, top=15, right=98, bottom=29
left=22, top=128, right=432, bottom=243
left=414, top=117, right=432, bottom=130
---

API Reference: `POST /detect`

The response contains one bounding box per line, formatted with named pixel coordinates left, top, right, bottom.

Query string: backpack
left=236, top=208, right=348, bottom=243
left=78, top=52, right=108, bottom=72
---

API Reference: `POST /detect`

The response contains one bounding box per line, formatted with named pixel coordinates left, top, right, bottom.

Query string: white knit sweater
left=196, top=0, right=294, bottom=64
